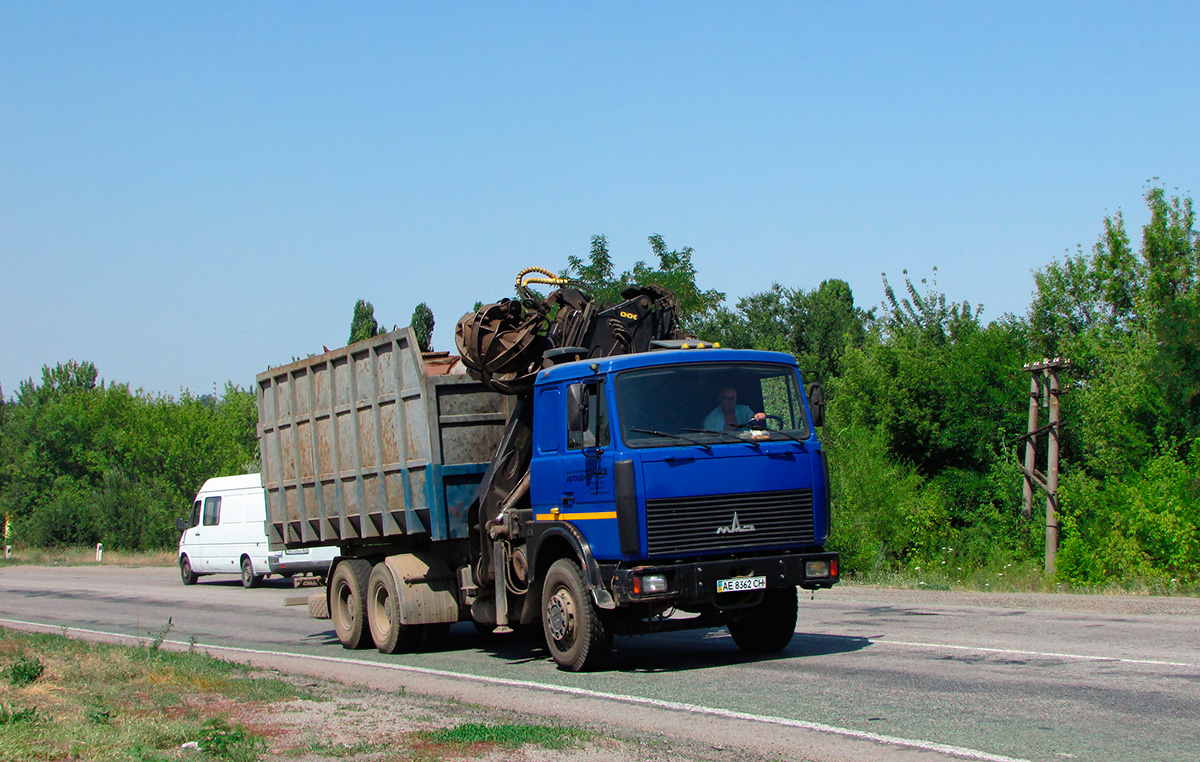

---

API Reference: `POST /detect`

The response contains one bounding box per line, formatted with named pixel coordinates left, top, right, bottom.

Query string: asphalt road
left=1, top=564, right=1197, bottom=762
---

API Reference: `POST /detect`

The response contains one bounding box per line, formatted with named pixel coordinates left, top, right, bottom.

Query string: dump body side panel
left=257, top=327, right=509, bottom=551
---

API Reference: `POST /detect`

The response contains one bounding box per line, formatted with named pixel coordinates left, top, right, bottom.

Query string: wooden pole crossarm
left=1018, top=462, right=1053, bottom=496
left=1016, top=421, right=1060, bottom=442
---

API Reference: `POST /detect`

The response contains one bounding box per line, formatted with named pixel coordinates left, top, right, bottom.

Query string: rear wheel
left=541, top=558, right=611, bottom=672
left=330, top=559, right=374, bottom=649
left=366, top=563, right=422, bottom=654
left=727, top=587, right=799, bottom=654
left=240, top=556, right=260, bottom=588
left=180, top=556, right=198, bottom=586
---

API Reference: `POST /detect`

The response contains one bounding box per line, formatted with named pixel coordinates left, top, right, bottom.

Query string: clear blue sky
left=3, top=2, right=1197, bottom=397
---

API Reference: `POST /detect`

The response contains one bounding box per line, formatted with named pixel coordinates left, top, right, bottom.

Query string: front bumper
left=605, top=550, right=839, bottom=605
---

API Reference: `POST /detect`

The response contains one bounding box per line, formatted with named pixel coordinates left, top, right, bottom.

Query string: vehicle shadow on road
left=608, top=629, right=873, bottom=673
left=470, top=626, right=871, bottom=673
left=304, top=629, right=343, bottom=647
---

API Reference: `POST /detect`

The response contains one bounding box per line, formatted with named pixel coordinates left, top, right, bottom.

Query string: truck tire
left=180, top=555, right=198, bottom=586
left=366, top=563, right=422, bottom=654
left=541, top=558, right=612, bottom=672
left=307, top=591, right=330, bottom=619
left=330, top=559, right=374, bottom=649
left=240, top=556, right=260, bottom=589
left=727, top=587, right=799, bottom=655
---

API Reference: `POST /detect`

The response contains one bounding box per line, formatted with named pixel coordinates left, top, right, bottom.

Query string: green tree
left=0, top=364, right=259, bottom=551
left=827, top=272, right=1032, bottom=571
left=1027, top=185, right=1200, bottom=583
left=564, top=234, right=725, bottom=332
left=349, top=299, right=381, bottom=345
left=411, top=302, right=435, bottom=352
left=693, top=279, right=868, bottom=381
left=1030, top=186, right=1199, bottom=473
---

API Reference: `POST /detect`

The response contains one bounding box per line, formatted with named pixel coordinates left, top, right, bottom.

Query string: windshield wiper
left=630, top=428, right=712, bottom=452
left=767, top=430, right=808, bottom=444
left=681, top=427, right=766, bottom=449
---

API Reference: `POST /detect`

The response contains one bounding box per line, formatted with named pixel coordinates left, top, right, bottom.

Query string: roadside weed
left=200, top=717, right=267, bottom=762
left=0, top=704, right=42, bottom=724
left=416, top=722, right=591, bottom=750
left=3, top=656, right=44, bottom=687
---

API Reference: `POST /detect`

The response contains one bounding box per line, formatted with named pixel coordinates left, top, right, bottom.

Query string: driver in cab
left=704, top=387, right=766, bottom=433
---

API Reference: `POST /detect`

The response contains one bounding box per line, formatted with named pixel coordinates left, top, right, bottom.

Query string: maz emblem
left=716, top=512, right=756, bottom=534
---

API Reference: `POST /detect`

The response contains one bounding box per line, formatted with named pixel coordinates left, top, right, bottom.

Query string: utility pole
left=1018, top=358, right=1070, bottom=576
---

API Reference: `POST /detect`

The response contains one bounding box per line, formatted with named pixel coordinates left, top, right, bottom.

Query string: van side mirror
left=567, top=384, right=589, bottom=433
left=176, top=517, right=187, bottom=533
left=808, top=382, right=826, bottom=428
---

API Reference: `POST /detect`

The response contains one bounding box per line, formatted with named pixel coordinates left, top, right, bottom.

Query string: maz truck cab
left=523, top=346, right=838, bottom=666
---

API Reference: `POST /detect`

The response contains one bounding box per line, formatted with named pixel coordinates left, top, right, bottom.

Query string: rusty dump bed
left=256, top=327, right=510, bottom=551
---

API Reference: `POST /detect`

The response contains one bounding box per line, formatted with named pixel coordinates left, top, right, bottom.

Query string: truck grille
left=645, top=489, right=815, bottom=556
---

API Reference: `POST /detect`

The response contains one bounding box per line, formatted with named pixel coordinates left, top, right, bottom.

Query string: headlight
left=632, top=574, right=668, bottom=595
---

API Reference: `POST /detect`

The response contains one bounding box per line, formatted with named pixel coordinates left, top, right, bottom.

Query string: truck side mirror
left=808, top=382, right=826, bottom=428
left=176, top=517, right=187, bottom=533
left=567, top=384, right=589, bottom=433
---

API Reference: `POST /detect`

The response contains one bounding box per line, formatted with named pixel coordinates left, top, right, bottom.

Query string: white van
left=177, top=474, right=337, bottom=588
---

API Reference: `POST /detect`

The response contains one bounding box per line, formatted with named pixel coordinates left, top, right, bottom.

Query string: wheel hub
left=547, top=587, right=576, bottom=643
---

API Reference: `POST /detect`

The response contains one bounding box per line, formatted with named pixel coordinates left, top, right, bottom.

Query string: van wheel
left=240, top=556, right=260, bottom=588
left=727, top=587, right=798, bottom=654
left=330, top=559, right=374, bottom=649
left=366, top=563, right=422, bottom=654
left=180, top=556, right=198, bottom=586
left=541, top=558, right=612, bottom=672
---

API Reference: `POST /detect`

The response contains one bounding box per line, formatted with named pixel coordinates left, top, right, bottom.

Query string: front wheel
left=180, top=555, right=198, bottom=586
left=541, top=558, right=612, bottom=672
left=727, top=586, right=798, bottom=654
left=240, top=557, right=260, bottom=588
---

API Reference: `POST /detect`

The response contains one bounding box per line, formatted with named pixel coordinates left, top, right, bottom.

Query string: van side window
left=190, top=500, right=201, bottom=529
left=202, top=496, right=221, bottom=526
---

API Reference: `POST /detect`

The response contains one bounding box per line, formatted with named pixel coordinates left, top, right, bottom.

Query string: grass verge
left=0, top=626, right=600, bottom=762
left=0, top=546, right=177, bottom=568
left=845, top=563, right=1200, bottom=596
left=0, top=624, right=297, bottom=761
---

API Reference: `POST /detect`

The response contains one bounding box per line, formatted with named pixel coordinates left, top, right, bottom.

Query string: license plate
left=716, top=575, right=766, bottom=594
left=284, top=549, right=307, bottom=555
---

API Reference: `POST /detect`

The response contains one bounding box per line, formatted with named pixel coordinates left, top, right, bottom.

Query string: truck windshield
left=615, top=362, right=811, bottom=448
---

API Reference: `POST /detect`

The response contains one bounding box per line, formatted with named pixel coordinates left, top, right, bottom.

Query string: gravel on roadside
left=239, top=668, right=789, bottom=762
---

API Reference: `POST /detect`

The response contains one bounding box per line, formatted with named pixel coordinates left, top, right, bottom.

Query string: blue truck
left=257, top=278, right=837, bottom=671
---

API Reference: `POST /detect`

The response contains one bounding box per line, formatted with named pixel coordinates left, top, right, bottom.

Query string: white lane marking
left=1, top=617, right=1030, bottom=762
left=875, top=639, right=1198, bottom=669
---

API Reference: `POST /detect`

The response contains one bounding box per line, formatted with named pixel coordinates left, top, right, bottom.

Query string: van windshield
left=615, top=362, right=810, bottom=448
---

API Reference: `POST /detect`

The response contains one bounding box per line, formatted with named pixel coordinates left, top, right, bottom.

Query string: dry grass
left=0, top=627, right=613, bottom=762
left=0, top=545, right=176, bottom=568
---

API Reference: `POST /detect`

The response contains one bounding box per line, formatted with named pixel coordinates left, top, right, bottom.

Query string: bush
left=826, top=425, right=951, bottom=574
left=95, top=470, right=180, bottom=551
left=15, top=478, right=99, bottom=547
left=1057, top=444, right=1200, bottom=584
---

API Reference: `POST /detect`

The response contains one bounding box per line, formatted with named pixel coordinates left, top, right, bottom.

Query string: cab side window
left=202, top=496, right=221, bottom=526
left=189, top=500, right=201, bottom=529
left=567, top=381, right=609, bottom=450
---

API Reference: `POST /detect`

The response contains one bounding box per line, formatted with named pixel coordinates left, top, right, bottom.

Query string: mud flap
left=381, top=552, right=460, bottom=625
